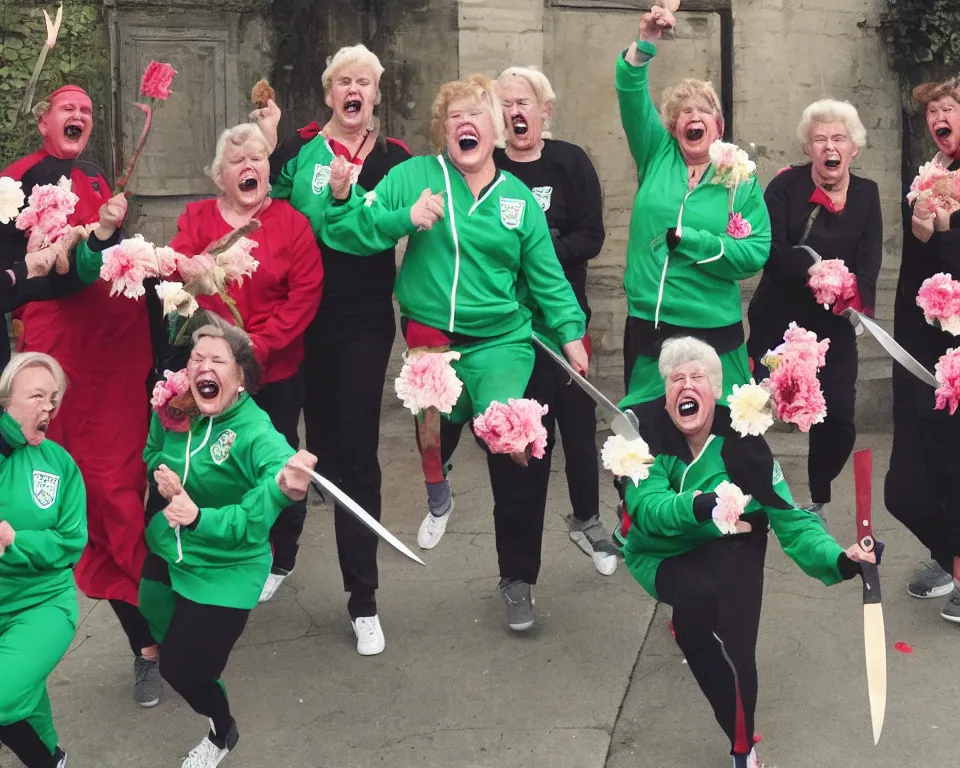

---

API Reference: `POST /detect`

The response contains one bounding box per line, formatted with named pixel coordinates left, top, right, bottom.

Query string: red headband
left=44, top=85, right=90, bottom=103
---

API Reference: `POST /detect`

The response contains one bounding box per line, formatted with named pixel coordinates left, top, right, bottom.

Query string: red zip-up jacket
left=169, top=198, right=323, bottom=384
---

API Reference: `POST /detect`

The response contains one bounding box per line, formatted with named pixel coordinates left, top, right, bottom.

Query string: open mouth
left=38, top=419, right=49, bottom=433
left=685, top=127, right=705, bottom=142
left=64, top=124, right=83, bottom=140
left=344, top=99, right=362, bottom=115
left=936, top=126, right=952, bottom=139
left=824, top=158, right=841, bottom=168
left=238, top=177, right=258, bottom=192
left=512, top=117, right=528, bottom=135
left=678, top=398, right=699, bottom=418
left=458, top=131, right=479, bottom=151
left=197, top=378, right=220, bottom=400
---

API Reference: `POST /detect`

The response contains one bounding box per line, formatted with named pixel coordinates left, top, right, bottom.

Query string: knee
left=158, top=650, right=190, bottom=689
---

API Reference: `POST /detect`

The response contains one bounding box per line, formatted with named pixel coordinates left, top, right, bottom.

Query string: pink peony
left=99, top=235, right=155, bottom=299
left=151, top=369, right=191, bottom=430
left=916, top=272, right=960, bottom=335
left=15, top=178, right=78, bottom=248
left=711, top=481, right=751, bottom=535
left=216, top=237, right=259, bottom=286
left=934, top=348, right=960, bottom=415
left=140, top=61, right=177, bottom=101
left=907, top=159, right=960, bottom=214
left=780, top=322, right=830, bottom=370
left=768, top=355, right=827, bottom=431
left=395, top=350, right=464, bottom=415
left=472, top=398, right=549, bottom=458
left=726, top=212, right=752, bottom=239
left=807, top=259, right=859, bottom=307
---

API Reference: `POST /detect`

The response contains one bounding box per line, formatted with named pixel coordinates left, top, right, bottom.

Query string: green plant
left=880, top=0, right=960, bottom=68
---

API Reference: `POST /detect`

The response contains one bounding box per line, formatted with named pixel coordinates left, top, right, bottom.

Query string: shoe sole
left=356, top=642, right=386, bottom=655
left=138, top=697, right=160, bottom=708
left=508, top=619, right=534, bottom=631
left=941, top=609, right=960, bottom=623
left=907, top=583, right=954, bottom=599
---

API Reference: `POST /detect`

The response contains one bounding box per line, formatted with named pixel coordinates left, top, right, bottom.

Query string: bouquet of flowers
left=807, top=258, right=858, bottom=309
left=916, top=272, right=960, bottom=336
left=906, top=158, right=960, bottom=215
left=15, top=176, right=77, bottom=252
left=473, top=398, right=549, bottom=458
left=710, top=140, right=757, bottom=240
left=600, top=434, right=654, bottom=486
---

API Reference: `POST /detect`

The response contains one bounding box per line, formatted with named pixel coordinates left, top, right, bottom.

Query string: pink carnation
left=807, top=259, right=858, bottom=307
left=15, top=179, right=78, bottom=248
left=907, top=159, right=960, bottom=214
left=916, top=272, right=960, bottom=334
left=140, top=61, right=177, bottom=101
left=151, top=369, right=190, bottom=430
left=779, top=322, right=830, bottom=370
left=712, top=481, right=751, bottom=535
left=217, top=237, right=259, bottom=286
left=394, top=350, right=464, bottom=415
left=768, top=355, right=827, bottom=431
left=934, top=348, right=960, bottom=415
left=472, top=398, right=549, bottom=458
left=726, top=212, right=752, bottom=239
left=99, top=235, right=155, bottom=299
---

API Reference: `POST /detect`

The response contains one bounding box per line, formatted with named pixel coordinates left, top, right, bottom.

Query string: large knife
left=844, top=309, right=939, bottom=388
left=854, top=448, right=886, bottom=745
left=532, top=335, right=642, bottom=441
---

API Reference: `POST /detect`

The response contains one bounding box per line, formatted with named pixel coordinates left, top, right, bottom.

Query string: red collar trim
left=809, top=186, right=841, bottom=214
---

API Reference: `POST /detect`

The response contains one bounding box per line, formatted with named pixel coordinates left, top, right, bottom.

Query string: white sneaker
left=352, top=615, right=385, bottom=656
left=55, top=749, right=68, bottom=768
left=181, top=737, right=229, bottom=768
left=258, top=568, right=292, bottom=603
left=417, top=502, right=453, bottom=550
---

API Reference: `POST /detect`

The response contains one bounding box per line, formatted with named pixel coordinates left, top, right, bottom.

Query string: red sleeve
left=168, top=203, right=211, bottom=256
left=249, top=208, right=323, bottom=361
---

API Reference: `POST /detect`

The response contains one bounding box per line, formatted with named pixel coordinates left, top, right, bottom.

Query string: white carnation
left=0, top=177, right=25, bottom=224
left=601, top=434, right=654, bottom=486
left=727, top=380, right=774, bottom=437
left=155, top=281, right=199, bottom=317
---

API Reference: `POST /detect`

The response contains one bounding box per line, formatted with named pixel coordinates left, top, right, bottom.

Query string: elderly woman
left=162, top=122, right=323, bottom=606
left=252, top=44, right=411, bottom=655
left=320, top=74, right=587, bottom=632
left=623, top=337, right=876, bottom=768
left=616, top=8, right=771, bottom=437
left=886, top=78, right=960, bottom=621
left=747, top=100, right=882, bottom=521
left=493, top=66, right=617, bottom=574
left=0, top=352, right=85, bottom=768
left=139, top=319, right=317, bottom=768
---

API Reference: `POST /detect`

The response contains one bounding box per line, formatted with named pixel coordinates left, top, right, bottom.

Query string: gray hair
left=321, top=44, right=385, bottom=104
left=191, top=315, right=262, bottom=395
left=206, top=123, right=271, bottom=189
left=0, top=352, right=68, bottom=407
left=797, top=99, right=867, bottom=148
left=496, top=66, right=556, bottom=138
left=658, top=337, right=723, bottom=399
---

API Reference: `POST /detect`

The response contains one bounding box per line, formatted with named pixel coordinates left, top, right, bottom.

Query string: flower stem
left=115, top=102, right=154, bottom=196
left=219, top=291, right=244, bottom=329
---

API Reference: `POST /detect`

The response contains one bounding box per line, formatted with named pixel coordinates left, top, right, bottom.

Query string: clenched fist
left=154, top=464, right=184, bottom=502
left=276, top=449, right=319, bottom=502
left=410, top=188, right=445, bottom=231
left=95, top=194, right=128, bottom=242
left=163, top=489, right=199, bottom=528
left=329, top=155, right=354, bottom=201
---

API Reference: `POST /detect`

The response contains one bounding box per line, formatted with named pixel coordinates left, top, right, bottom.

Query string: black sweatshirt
left=269, top=126, right=410, bottom=316
left=747, top=164, right=882, bottom=351
left=494, top=139, right=605, bottom=318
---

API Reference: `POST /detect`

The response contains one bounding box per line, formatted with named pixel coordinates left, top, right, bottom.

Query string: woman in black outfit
left=747, top=99, right=882, bottom=520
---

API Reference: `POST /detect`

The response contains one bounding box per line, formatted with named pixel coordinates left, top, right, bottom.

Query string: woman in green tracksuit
left=138, top=318, right=317, bottom=768
left=616, top=8, right=771, bottom=435
left=623, top=337, right=876, bottom=768
left=0, top=352, right=85, bottom=768
left=320, top=74, right=587, bottom=632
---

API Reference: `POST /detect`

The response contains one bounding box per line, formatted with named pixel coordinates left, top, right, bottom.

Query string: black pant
left=440, top=417, right=550, bottom=584
left=159, top=595, right=249, bottom=740
left=0, top=721, right=58, bottom=768
left=303, top=309, right=395, bottom=618
left=109, top=599, right=157, bottom=656
left=254, top=371, right=307, bottom=572
left=1, top=315, right=10, bottom=372
left=524, top=347, right=600, bottom=522
left=655, top=533, right=767, bottom=756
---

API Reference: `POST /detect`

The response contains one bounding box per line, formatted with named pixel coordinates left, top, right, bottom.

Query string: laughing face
left=664, top=362, right=716, bottom=442
left=220, top=138, right=269, bottom=209
left=499, top=76, right=548, bottom=153
left=926, top=96, right=960, bottom=158
left=445, top=96, right=496, bottom=174
left=5, top=365, right=60, bottom=446
left=806, top=121, right=858, bottom=186
left=326, top=63, right=378, bottom=134
left=673, top=97, right=721, bottom=165
left=38, top=90, right=93, bottom=160
left=186, top=337, right=243, bottom=417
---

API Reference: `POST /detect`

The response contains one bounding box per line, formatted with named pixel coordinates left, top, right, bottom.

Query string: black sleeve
left=692, top=492, right=719, bottom=522
left=929, top=210, right=960, bottom=274
left=853, top=180, right=883, bottom=314
left=552, top=147, right=605, bottom=268
left=0, top=261, right=26, bottom=293
left=761, top=174, right=816, bottom=283
left=269, top=132, right=307, bottom=185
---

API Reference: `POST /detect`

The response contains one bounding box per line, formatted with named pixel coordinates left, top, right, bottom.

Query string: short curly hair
left=796, top=99, right=867, bottom=148
left=658, top=336, right=723, bottom=400
left=660, top=79, right=723, bottom=137
left=191, top=315, right=262, bottom=395
left=429, top=75, right=506, bottom=153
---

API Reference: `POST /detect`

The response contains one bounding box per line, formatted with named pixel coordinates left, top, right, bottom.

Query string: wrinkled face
left=664, top=361, right=716, bottom=440
left=5, top=366, right=60, bottom=446
left=187, top=337, right=243, bottom=416
left=220, top=138, right=269, bottom=208
left=38, top=91, right=94, bottom=159
left=805, top=121, right=859, bottom=181
left=926, top=96, right=960, bottom=158
left=673, top=97, right=721, bottom=164
left=326, top=63, right=378, bottom=133
left=445, top=96, right=496, bottom=174
left=499, top=76, right=547, bottom=152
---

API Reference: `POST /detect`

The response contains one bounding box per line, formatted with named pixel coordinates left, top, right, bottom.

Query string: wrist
left=94, top=225, right=116, bottom=242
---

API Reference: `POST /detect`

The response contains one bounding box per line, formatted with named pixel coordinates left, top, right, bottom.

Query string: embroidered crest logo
left=311, top=163, right=331, bottom=194
left=499, top=197, right=526, bottom=230
left=772, top=460, right=784, bottom=485
left=210, top=430, right=237, bottom=466
left=32, top=471, right=60, bottom=510
left=531, top=186, right=553, bottom=212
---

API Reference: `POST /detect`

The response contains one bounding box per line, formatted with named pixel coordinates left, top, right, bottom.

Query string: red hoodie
left=169, top=198, right=323, bottom=384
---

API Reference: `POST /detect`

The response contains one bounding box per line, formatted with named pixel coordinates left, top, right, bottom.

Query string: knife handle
left=854, top=450, right=874, bottom=552
left=861, top=561, right=882, bottom=605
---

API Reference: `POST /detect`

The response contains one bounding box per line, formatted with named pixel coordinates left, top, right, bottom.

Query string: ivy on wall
left=0, top=1, right=110, bottom=170
left=880, top=0, right=960, bottom=68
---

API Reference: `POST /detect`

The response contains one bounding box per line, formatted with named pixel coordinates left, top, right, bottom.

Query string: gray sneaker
left=133, top=655, right=161, bottom=708
left=803, top=503, right=827, bottom=523
left=499, top=579, right=535, bottom=631
left=941, top=586, right=960, bottom=624
left=908, top=559, right=954, bottom=599
left=568, top=514, right=619, bottom=576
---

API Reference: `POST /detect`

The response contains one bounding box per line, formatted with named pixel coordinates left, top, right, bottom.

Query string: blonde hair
left=321, top=44, right=384, bottom=105
left=429, top=75, right=506, bottom=153
left=913, top=78, right=960, bottom=108
left=658, top=337, right=722, bottom=399
left=0, top=352, right=68, bottom=407
left=206, top=123, right=270, bottom=188
left=797, top=99, right=867, bottom=148
left=660, top=79, right=723, bottom=136
left=496, top=66, right=556, bottom=139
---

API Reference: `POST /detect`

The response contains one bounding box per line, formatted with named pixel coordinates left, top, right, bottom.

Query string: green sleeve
left=518, top=205, right=586, bottom=345
left=318, top=165, right=419, bottom=255
left=616, top=42, right=671, bottom=183
left=187, top=427, right=296, bottom=547
left=626, top=456, right=722, bottom=541
left=2, top=459, right=87, bottom=571
left=672, top=178, right=772, bottom=280
left=269, top=153, right=297, bottom=200
left=143, top=412, right=164, bottom=471
left=74, top=239, right=104, bottom=285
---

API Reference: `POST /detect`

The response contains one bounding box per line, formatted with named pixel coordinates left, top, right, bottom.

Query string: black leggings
left=109, top=599, right=157, bottom=656
left=655, top=533, right=767, bottom=756
left=0, top=721, right=58, bottom=768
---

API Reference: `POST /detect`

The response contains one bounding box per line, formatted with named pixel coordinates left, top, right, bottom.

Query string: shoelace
left=134, top=657, right=155, bottom=685
left=186, top=739, right=221, bottom=765
left=355, top=618, right=379, bottom=638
